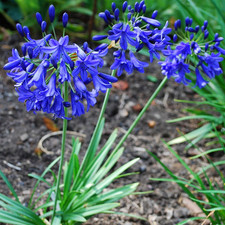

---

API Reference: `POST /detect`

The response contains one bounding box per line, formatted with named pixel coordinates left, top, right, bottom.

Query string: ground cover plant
left=0, top=0, right=225, bottom=224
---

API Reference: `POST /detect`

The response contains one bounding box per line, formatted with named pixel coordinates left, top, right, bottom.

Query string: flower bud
left=99, top=12, right=109, bottom=24
left=205, top=43, right=209, bottom=51
left=203, top=20, right=208, bottom=30
left=190, top=33, right=194, bottom=41
left=177, top=19, right=181, bottom=28
left=21, top=45, right=26, bottom=56
left=173, top=34, right=178, bottom=42
left=41, top=21, right=47, bottom=32
left=134, top=2, right=139, bottom=12
left=188, top=27, right=195, bottom=32
left=49, top=4, right=55, bottom=23
left=93, top=35, right=108, bottom=41
left=62, top=12, right=68, bottom=28
left=142, top=4, right=146, bottom=13
left=28, top=47, right=33, bottom=59
left=112, top=2, right=116, bottom=12
left=195, top=25, right=199, bottom=33
left=151, top=10, right=158, bottom=19
left=16, top=23, right=24, bottom=37
left=122, top=1, right=128, bottom=12
left=138, top=0, right=145, bottom=12
left=185, top=17, right=190, bottom=26
left=204, top=30, right=209, bottom=39
left=95, top=43, right=108, bottom=51
left=127, top=12, right=131, bottom=21
left=174, top=21, right=178, bottom=30
left=36, top=12, right=42, bottom=26
left=105, top=10, right=112, bottom=21
left=23, top=26, right=30, bottom=36
left=114, top=8, right=120, bottom=21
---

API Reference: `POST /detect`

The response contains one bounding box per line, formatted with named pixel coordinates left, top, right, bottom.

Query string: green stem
left=51, top=82, right=68, bottom=223
left=114, top=76, right=168, bottom=151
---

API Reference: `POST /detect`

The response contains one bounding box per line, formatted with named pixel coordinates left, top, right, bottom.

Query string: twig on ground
left=36, top=131, right=86, bottom=155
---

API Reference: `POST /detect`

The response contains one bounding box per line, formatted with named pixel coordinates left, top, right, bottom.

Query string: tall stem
left=114, top=77, right=168, bottom=151
left=52, top=82, right=68, bottom=222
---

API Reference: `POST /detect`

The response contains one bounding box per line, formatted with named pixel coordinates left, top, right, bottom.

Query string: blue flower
left=92, top=72, right=118, bottom=93
left=174, top=61, right=191, bottom=85
left=71, top=91, right=85, bottom=117
left=72, top=47, right=100, bottom=83
left=24, top=34, right=52, bottom=58
left=28, top=60, right=49, bottom=88
left=4, top=49, right=23, bottom=71
left=7, top=63, right=34, bottom=83
left=195, top=68, right=208, bottom=88
left=42, top=35, right=77, bottom=67
left=129, top=51, right=148, bottom=73
left=59, top=60, right=71, bottom=83
left=141, top=16, right=161, bottom=27
left=175, top=42, right=192, bottom=59
left=2, top=4, right=125, bottom=119
left=93, top=1, right=171, bottom=75
left=108, top=23, right=137, bottom=50
left=50, top=93, right=68, bottom=119
left=159, top=18, right=225, bottom=88
left=111, top=50, right=133, bottom=76
left=199, top=53, right=223, bottom=79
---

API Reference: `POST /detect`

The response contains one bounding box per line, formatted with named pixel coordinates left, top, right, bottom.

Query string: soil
left=0, top=36, right=219, bottom=225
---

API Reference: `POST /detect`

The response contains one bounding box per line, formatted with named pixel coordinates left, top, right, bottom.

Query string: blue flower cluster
left=93, top=1, right=171, bottom=76
left=159, top=17, right=225, bottom=88
left=4, top=5, right=117, bottom=119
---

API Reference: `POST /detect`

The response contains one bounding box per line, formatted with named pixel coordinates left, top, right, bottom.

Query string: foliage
left=1, top=0, right=225, bottom=224
left=148, top=138, right=225, bottom=224
left=0, top=119, right=142, bottom=225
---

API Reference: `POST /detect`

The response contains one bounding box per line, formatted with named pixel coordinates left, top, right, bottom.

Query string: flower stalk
left=52, top=81, right=69, bottom=222
left=114, top=76, right=168, bottom=151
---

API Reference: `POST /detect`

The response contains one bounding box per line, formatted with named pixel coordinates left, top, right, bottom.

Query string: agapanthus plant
left=1, top=1, right=225, bottom=225
left=159, top=17, right=225, bottom=88
left=4, top=7, right=117, bottom=119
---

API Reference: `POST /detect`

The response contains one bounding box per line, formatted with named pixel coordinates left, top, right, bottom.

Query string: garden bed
left=0, top=37, right=214, bottom=225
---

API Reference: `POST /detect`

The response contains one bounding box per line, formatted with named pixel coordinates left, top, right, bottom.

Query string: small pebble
left=20, top=133, right=29, bottom=142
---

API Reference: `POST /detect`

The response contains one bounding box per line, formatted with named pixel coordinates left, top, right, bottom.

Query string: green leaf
left=29, top=156, right=60, bottom=208
left=75, top=203, right=120, bottom=217
left=72, top=118, right=105, bottom=189
left=91, top=147, right=124, bottom=184
left=62, top=213, right=86, bottom=222
left=88, top=183, right=139, bottom=205
left=0, top=170, right=19, bottom=202
left=147, top=75, right=158, bottom=83
left=95, top=158, right=139, bottom=192
left=190, top=148, right=224, bottom=159
left=28, top=174, right=51, bottom=187
left=168, top=123, right=213, bottom=145
left=78, top=129, right=118, bottom=188
left=0, top=194, right=45, bottom=225
left=177, top=217, right=206, bottom=225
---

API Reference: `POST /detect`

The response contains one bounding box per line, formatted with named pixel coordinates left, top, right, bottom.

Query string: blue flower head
left=3, top=5, right=117, bottom=119
left=93, top=1, right=171, bottom=76
left=159, top=17, right=225, bottom=88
